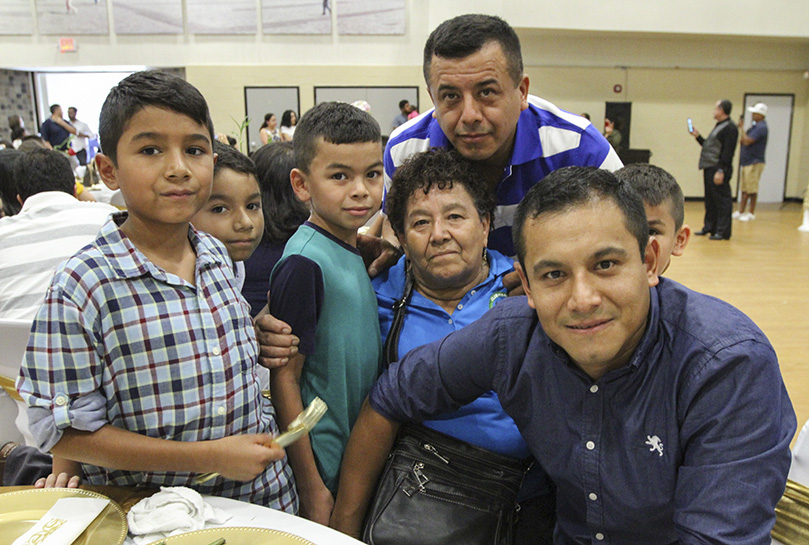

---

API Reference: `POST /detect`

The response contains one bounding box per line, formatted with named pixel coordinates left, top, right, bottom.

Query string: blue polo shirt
left=740, top=120, right=768, bottom=166
left=373, top=249, right=520, bottom=456
left=384, top=95, right=622, bottom=257
left=370, top=278, right=795, bottom=544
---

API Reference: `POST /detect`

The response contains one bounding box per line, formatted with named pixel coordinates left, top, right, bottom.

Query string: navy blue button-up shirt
left=370, top=278, right=795, bottom=544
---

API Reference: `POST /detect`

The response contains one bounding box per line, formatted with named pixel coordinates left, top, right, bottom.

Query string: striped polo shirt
left=384, top=95, right=622, bottom=256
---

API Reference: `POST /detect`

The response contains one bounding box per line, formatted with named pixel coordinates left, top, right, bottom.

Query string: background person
left=259, top=112, right=281, bottom=146
left=39, top=104, right=77, bottom=152
left=689, top=99, right=738, bottom=240
left=0, top=148, right=116, bottom=320
left=67, top=106, right=94, bottom=167
left=280, top=109, right=297, bottom=142
left=241, top=142, right=308, bottom=316
left=735, top=102, right=768, bottom=221
left=391, top=99, right=410, bottom=130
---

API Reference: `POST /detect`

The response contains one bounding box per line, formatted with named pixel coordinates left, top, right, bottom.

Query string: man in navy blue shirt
left=39, top=104, right=77, bottom=152
left=331, top=166, right=795, bottom=544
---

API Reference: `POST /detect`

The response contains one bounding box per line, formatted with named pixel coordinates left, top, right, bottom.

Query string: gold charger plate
left=145, top=527, right=315, bottom=544
left=0, top=487, right=127, bottom=545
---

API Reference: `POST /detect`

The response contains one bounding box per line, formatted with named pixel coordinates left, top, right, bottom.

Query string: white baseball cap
left=748, top=103, right=768, bottom=116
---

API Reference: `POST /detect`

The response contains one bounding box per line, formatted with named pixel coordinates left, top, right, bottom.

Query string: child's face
left=291, top=139, right=383, bottom=246
left=97, top=106, right=214, bottom=234
left=191, top=169, right=264, bottom=262
left=645, top=199, right=691, bottom=275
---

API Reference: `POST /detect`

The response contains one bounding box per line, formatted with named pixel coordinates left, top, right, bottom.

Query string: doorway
left=739, top=94, right=793, bottom=203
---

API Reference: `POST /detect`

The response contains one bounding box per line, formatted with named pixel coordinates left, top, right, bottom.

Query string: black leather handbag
left=362, top=269, right=529, bottom=545
left=362, top=423, right=528, bottom=545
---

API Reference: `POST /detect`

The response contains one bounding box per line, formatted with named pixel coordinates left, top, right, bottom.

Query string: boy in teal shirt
left=269, top=102, right=383, bottom=524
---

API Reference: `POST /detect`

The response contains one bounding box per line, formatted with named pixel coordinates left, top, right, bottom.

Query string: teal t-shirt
left=270, top=223, right=381, bottom=493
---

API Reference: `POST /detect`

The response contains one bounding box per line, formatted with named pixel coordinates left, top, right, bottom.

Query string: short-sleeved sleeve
left=269, top=255, right=325, bottom=355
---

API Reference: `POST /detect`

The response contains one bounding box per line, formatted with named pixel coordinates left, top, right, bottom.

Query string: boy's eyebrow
left=130, top=131, right=211, bottom=144
left=326, top=160, right=384, bottom=170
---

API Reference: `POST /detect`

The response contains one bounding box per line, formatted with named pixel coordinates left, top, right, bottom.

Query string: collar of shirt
left=16, top=191, right=81, bottom=214
left=95, top=211, right=227, bottom=284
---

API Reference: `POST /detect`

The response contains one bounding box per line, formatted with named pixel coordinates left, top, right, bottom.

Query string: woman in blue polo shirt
left=371, top=148, right=553, bottom=545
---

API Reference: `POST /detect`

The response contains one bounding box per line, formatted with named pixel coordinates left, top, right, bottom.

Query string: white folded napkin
left=12, top=496, right=109, bottom=545
left=127, top=486, right=231, bottom=545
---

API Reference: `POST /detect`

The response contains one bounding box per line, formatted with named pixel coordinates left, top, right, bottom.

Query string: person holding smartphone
left=689, top=99, right=739, bottom=240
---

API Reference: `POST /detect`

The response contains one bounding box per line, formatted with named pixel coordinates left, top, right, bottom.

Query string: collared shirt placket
left=582, top=378, right=607, bottom=543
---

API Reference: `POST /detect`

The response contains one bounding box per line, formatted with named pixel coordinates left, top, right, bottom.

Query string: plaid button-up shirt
left=18, top=213, right=297, bottom=512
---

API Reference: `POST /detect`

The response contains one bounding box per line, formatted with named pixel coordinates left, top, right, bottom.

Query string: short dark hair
left=423, top=14, right=523, bottom=87
left=213, top=140, right=255, bottom=178
left=252, top=141, right=308, bottom=244
left=18, top=136, right=47, bottom=153
left=293, top=102, right=381, bottom=173
left=68, top=106, right=77, bottom=114
left=49, top=104, right=60, bottom=114
left=0, top=149, right=24, bottom=216
left=387, top=148, right=494, bottom=237
left=11, top=126, right=25, bottom=141
left=281, top=110, right=296, bottom=128
left=13, top=148, right=75, bottom=202
left=98, top=70, right=214, bottom=166
left=513, top=167, right=649, bottom=270
left=615, top=163, right=684, bottom=230
left=719, top=99, right=733, bottom=116
left=398, top=99, right=409, bottom=110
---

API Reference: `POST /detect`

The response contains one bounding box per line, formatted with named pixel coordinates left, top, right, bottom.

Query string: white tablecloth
left=124, top=495, right=363, bottom=545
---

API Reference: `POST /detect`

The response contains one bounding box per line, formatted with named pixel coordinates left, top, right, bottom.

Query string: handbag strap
left=382, top=265, right=414, bottom=369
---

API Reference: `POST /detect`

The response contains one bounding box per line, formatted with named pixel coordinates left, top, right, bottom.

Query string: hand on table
left=34, top=472, right=81, bottom=489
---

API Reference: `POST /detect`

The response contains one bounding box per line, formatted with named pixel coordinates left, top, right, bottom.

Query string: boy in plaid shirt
left=17, top=71, right=297, bottom=511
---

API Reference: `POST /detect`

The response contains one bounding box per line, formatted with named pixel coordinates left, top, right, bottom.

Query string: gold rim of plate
left=0, top=487, right=127, bottom=545
left=144, top=527, right=316, bottom=545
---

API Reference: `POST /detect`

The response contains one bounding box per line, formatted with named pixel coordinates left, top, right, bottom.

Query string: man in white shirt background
left=67, top=106, right=94, bottom=167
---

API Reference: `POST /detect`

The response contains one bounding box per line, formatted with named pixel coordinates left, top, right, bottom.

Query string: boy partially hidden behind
left=616, top=163, right=692, bottom=275
left=17, top=71, right=297, bottom=511
left=269, top=102, right=383, bottom=524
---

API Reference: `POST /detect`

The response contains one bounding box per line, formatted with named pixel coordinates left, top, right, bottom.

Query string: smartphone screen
left=687, top=118, right=693, bottom=132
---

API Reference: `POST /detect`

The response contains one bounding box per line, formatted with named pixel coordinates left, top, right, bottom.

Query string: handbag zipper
left=423, top=443, right=450, bottom=464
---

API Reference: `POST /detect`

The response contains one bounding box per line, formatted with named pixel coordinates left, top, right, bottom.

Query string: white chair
left=0, top=318, right=36, bottom=447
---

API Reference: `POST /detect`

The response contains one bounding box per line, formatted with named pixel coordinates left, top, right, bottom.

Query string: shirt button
left=448, top=318, right=453, bottom=324
left=590, top=385, right=599, bottom=393
left=586, top=441, right=595, bottom=450
left=212, top=346, right=221, bottom=356
left=54, top=395, right=68, bottom=406
left=470, top=290, right=476, bottom=295
left=457, top=304, right=463, bottom=310
left=595, top=533, right=605, bottom=541
left=217, top=406, right=226, bottom=416
left=589, top=492, right=598, bottom=501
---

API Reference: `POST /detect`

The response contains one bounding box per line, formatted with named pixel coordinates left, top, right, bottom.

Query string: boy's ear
left=644, top=237, right=661, bottom=288
left=289, top=168, right=311, bottom=204
left=94, top=154, right=120, bottom=191
left=672, top=224, right=692, bottom=257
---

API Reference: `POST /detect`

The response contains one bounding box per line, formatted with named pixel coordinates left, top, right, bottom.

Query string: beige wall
left=188, top=63, right=809, bottom=200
